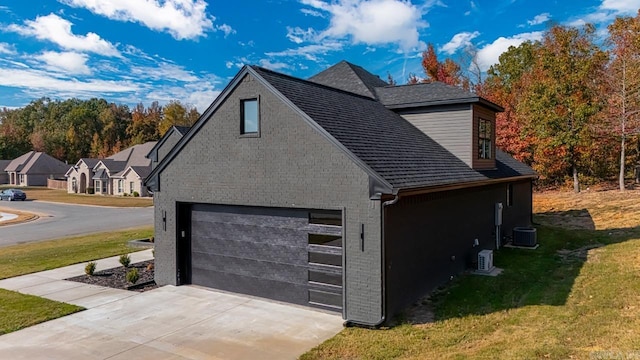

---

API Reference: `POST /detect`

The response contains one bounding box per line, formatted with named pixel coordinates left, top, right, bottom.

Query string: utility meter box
left=495, top=202, right=503, bottom=226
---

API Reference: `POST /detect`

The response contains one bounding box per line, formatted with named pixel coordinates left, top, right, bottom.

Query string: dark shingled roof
left=173, top=126, right=190, bottom=135
left=253, top=66, right=502, bottom=189
left=308, top=61, right=388, bottom=100
left=375, top=82, right=503, bottom=111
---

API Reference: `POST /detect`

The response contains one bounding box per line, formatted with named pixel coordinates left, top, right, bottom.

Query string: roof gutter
left=345, top=190, right=398, bottom=328
left=397, top=175, right=537, bottom=197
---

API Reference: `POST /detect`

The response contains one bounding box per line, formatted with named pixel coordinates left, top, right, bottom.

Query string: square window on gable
left=241, top=98, right=259, bottom=135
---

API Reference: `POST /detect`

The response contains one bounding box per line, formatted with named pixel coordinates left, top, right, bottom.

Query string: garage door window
left=308, top=234, right=342, bottom=247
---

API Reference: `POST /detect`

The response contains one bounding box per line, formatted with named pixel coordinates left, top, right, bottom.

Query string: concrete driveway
left=0, top=201, right=153, bottom=246
left=0, top=251, right=343, bottom=359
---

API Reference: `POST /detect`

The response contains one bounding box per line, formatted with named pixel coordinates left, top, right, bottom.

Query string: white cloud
left=0, top=42, right=16, bottom=55
left=300, top=0, right=427, bottom=52
left=0, top=68, right=137, bottom=93
left=35, top=51, right=91, bottom=75
left=130, top=62, right=199, bottom=82
left=527, top=12, right=550, bottom=26
left=600, top=0, right=640, bottom=14
left=8, top=13, right=120, bottom=57
left=266, top=41, right=344, bottom=61
left=301, top=8, right=324, bottom=17
left=286, top=27, right=318, bottom=44
left=440, top=31, right=479, bottom=55
left=258, top=59, right=291, bottom=71
left=475, top=31, right=543, bottom=71
left=59, top=0, right=215, bottom=40
left=216, top=24, right=235, bottom=38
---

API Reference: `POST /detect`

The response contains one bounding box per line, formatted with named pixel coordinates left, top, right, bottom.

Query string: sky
left=0, top=0, right=639, bottom=112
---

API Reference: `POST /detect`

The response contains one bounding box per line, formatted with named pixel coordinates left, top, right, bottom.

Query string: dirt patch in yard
left=66, top=260, right=157, bottom=292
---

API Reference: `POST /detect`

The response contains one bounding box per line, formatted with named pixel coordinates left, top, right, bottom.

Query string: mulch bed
left=66, top=260, right=158, bottom=292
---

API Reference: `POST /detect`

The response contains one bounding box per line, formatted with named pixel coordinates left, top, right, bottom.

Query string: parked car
left=0, top=189, right=27, bottom=201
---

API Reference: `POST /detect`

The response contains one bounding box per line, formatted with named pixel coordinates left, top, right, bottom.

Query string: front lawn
left=0, top=226, right=153, bottom=279
left=0, top=186, right=153, bottom=207
left=302, top=190, right=640, bottom=359
left=0, top=289, right=82, bottom=335
left=0, top=227, right=153, bottom=334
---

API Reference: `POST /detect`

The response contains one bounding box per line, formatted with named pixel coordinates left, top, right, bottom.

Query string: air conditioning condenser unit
left=478, top=250, right=494, bottom=272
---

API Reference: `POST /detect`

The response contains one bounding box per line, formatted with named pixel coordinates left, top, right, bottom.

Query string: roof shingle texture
left=253, top=66, right=535, bottom=189
left=376, top=82, right=482, bottom=108
left=254, top=66, right=500, bottom=189
left=308, top=61, right=388, bottom=99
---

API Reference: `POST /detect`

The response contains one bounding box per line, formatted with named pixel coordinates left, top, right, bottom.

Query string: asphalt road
left=0, top=200, right=153, bottom=247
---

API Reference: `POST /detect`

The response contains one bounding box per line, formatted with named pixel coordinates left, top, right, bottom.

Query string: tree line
left=411, top=12, right=640, bottom=192
left=0, top=98, right=199, bottom=163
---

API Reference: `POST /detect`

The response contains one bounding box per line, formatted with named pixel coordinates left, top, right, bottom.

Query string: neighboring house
left=145, top=61, right=537, bottom=326
left=146, top=125, right=190, bottom=170
left=0, top=160, right=10, bottom=184
left=4, top=151, right=69, bottom=186
left=66, top=142, right=156, bottom=196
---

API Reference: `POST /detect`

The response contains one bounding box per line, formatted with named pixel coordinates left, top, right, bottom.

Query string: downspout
left=345, top=192, right=399, bottom=328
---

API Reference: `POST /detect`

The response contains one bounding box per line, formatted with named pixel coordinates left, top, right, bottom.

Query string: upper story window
left=241, top=98, right=259, bottom=135
left=478, top=118, right=492, bottom=159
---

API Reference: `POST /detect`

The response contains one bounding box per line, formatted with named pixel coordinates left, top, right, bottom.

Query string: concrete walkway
left=0, top=212, right=18, bottom=222
left=0, top=250, right=343, bottom=359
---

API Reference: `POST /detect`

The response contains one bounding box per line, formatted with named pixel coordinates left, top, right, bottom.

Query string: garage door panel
left=191, top=239, right=308, bottom=266
left=191, top=252, right=308, bottom=284
left=188, top=204, right=343, bottom=311
left=192, top=204, right=308, bottom=228
left=191, top=221, right=309, bottom=249
left=191, top=271, right=308, bottom=306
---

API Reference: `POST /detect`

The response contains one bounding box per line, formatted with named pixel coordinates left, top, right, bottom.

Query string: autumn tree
left=518, top=24, right=607, bottom=192
left=421, top=43, right=469, bottom=89
left=605, top=12, right=640, bottom=190
left=127, top=102, right=161, bottom=145
left=158, top=101, right=200, bottom=136
left=483, top=41, right=538, bottom=164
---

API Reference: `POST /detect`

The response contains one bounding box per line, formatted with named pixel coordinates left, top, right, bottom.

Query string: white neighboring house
left=65, top=142, right=156, bottom=196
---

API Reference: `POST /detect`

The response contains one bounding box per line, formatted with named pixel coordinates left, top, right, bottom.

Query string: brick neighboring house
left=4, top=151, right=69, bottom=186
left=0, top=160, right=10, bottom=184
left=145, top=61, right=537, bottom=325
left=66, top=142, right=156, bottom=196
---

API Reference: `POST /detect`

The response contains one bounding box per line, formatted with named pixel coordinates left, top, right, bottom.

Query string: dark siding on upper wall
left=384, top=180, right=533, bottom=317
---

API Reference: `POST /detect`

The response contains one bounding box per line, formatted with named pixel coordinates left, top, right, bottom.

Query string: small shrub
left=119, top=253, right=131, bottom=267
left=126, top=268, right=139, bottom=284
left=133, top=191, right=140, bottom=197
left=146, top=262, right=154, bottom=272
left=123, top=193, right=129, bottom=197
left=87, top=187, right=94, bottom=194
left=85, top=261, right=96, bottom=276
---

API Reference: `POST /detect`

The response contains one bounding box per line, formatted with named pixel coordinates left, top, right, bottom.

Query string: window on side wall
left=240, top=98, right=259, bottom=135
left=478, top=118, right=492, bottom=159
left=130, top=181, right=134, bottom=194
left=118, top=179, right=123, bottom=193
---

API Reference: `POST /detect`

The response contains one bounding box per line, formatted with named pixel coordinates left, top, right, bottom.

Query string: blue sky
left=0, top=0, right=638, bottom=111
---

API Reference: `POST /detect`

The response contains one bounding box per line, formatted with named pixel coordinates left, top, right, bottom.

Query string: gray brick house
left=145, top=61, right=537, bottom=325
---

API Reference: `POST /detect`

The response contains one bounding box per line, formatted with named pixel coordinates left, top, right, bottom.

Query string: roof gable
left=146, top=127, right=189, bottom=161
left=147, top=63, right=535, bottom=194
left=5, top=151, right=67, bottom=174
left=308, top=61, right=388, bottom=99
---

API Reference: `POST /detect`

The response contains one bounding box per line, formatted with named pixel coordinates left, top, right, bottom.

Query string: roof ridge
left=251, top=66, right=378, bottom=101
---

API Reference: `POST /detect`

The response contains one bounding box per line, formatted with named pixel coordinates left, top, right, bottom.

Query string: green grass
left=0, top=227, right=153, bottom=279
left=0, top=289, right=82, bottom=335
left=0, top=186, right=153, bottom=207
left=0, top=227, right=153, bottom=335
left=302, top=191, right=640, bottom=360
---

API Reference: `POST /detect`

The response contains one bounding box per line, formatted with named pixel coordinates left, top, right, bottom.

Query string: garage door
left=188, top=204, right=343, bottom=311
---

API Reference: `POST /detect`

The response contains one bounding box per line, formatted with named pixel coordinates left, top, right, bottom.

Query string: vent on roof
left=512, top=227, right=537, bottom=247
left=478, top=250, right=494, bottom=272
